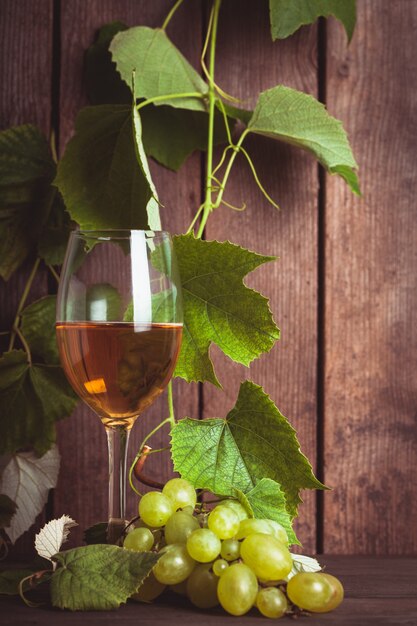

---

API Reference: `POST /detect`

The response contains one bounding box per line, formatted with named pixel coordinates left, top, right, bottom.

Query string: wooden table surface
left=1, top=556, right=416, bottom=625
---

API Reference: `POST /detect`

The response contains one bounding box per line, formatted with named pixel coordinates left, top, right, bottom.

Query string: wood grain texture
left=54, top=1, right=201, bottom=541
left=0, top=0, right=53, bottom=557
left=323, top=1, right=417, bottom=554
left=204, top=0, right=319, bottom=552
left=1, top=556, right=417, bottom=625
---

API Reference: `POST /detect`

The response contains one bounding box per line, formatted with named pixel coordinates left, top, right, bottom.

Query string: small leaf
left=55, top=105, right=160, bottom=231
left=110, top=26, right=207, bottom=111
left=0, top=570, right=35, bottom=595
left=171, top=381, right=325, bottom=517
left=0, top=494, right=17, bottom=528
left=270, top=0, right=356, bottom=41
left=21, top=296, right=59, bottom=364
left=35, top=515, right=78, bottom=564
left=83, top=522, right=108, bottom=545
left=0, top=125, right=56, bottom=279
left=85, top=21, right=131, bottom=105
left=0, top=446, right=60, bottom=543
left=172, top=235, right=280, bottom=386
left=0, top=351, right=78, bottom=456
left=236, top=478, right=300, bottom=545
left=51, top=545, right=160, bottom=610
left=247, top=85, right=360, bottom=194
left=287, top=554, right=322, bottom=580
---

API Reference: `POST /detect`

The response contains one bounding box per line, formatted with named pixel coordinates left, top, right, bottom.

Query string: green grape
left=153, top=544, right=196, bottom=585
left=208, top=505, right=240, bottom=539
left=217, top=562, right=258, bottom=616
left=235, top=518, right=277, bottom=540
left=213, top=558, right=229, bottom=577
left=264, top=520, right=289, bottom=545
left=162, top=478, right=197, bottom=511
left=320, top=574, right=344, bottom=611
left=221, top=500, right=248, bottom=521
left=287, top=573, right=344, bottom=613
left=256, top=587, right=287, bottom=618
left=186, top=528, right=221, bottom=562
left=220, top=538, right=241, bottom=561
left=240, top=533, right=292, bottom=581
left=170, top=580, right=188, bottom=596
left=287, top=572, right=343, bottom=613
left=164, top=510, right=200, bottom=544
left=123, top=527, right=154, bottom=552
left=182, top=505, right=195, bottom=515
left=139, top=491, right=174, bottom=528
left=131, top=572, right=165, bottom=602
left=186, top=563, right=219, bottom=609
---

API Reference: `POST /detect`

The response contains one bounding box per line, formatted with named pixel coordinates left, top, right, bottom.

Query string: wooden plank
left=324, top=0, right=417, bottom=554
left=1, top=556, right=417, bottom=625
left=0, top=0, right=53, bottom=558
left=204, top=0, right=319, bottom=552
left=55, top=1, right=201, bottom=542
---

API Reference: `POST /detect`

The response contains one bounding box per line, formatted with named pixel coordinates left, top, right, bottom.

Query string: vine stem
left=8, top=257, right=41, bottom=355
left=162, top=0, right=184, bottom=30
left=128, top=416, right=173, bottom=497
left=197, top=0, right=222, bottom=240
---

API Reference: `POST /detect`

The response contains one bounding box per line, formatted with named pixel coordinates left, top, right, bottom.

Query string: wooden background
left=1, top=0, right=416, bottom=556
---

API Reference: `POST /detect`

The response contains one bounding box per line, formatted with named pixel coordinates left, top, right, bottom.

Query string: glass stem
left=106, top=425, right=131, bottom=544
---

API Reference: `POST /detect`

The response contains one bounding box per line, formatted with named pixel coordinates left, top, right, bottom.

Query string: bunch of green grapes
left=123, top=478, right=344, bottom=618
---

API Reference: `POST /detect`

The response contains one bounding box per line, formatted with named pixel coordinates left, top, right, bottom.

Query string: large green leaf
left=235, top=478, right=299, bottom=545
left=172, top=235, right=279, bottom=386
left=51, top=545, right=160, bottom=610
left=171, top=381, right=325, bottom=516
left=0, top=125, right=56, bottom=279
left=54, top=105, right=160, bottom=230
left=0, top=350, right=77, bottom=455
left=269, top=0, right=356, bottom=41
left=247, top=85, right=360, bottom=194
left=21, top=296, right=59, bottom=365
left=110, top=26, right=207, bottom=111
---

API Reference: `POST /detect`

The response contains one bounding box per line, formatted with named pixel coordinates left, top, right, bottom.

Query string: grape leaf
left=35, top=515, right=78, bottom=565
left=51, top=545, right=160, bottom=610
left=269, top=0, right=356, bottom=41
left=110, top=26, right=207, bottom=111
left=0, top=125, right=56, bottom=279
left=287, top=554, right=322, bottom=579
left=21, top=296, right=59, bottom=365
left=85, top=23, right=229, bottom=171
left=0, top=350, right=78, bottom=455
left=0, top=494, right=17, bottom=528
left=171, top=381, right=325, bottom=516
left=0, top=446, right=60, bottom=543
left=172, top=235, right=279, bottom=386
left=234, top=479, right=300, bottom=545
left=247, top=85, right=360, bottom=194
left=54, top=104, right=160, bottom=231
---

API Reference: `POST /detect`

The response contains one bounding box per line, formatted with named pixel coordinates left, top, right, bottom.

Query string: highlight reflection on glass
left=56, top=230, right=183, bottom=542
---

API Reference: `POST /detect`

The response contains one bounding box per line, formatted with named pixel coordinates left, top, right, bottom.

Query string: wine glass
left=56, top=230, right=183, bottom=543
